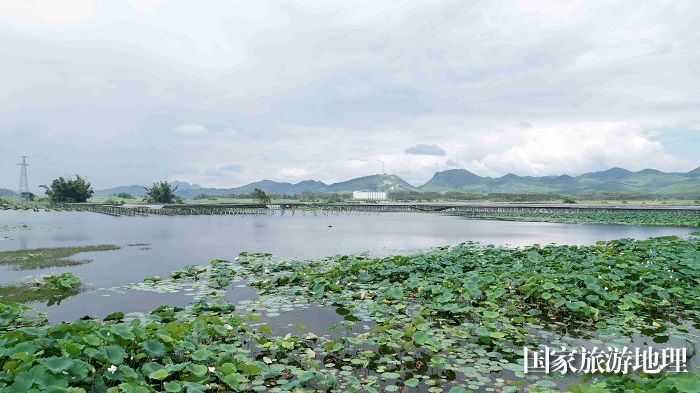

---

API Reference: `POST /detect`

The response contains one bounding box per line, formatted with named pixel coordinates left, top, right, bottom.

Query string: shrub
left=144, top=181, right=182, bottom=204
left=40, top=175, right=93, bottom=203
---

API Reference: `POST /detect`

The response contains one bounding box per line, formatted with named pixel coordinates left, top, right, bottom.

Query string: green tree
left=40, top=176, right=94, bottom=203
left=144, top=181, right=182, bottom=204
left=20, top=192, right=35, bottom=201
left=324, top=193, right=344, bottom=203
left=252, top=188, right=271, bottom=204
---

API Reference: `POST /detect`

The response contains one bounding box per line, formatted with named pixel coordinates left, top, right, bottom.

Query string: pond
left=0, top=210, right=695, bottom=323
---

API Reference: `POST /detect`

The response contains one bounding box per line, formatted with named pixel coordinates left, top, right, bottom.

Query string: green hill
left=421, top=167, right=700, bottom=198
left=327, top=174, right=416, bottom=192
left=686, top=166, right=700, bottom=177
left=216, top=180, right=328, bottom=196
left=419, top=169, right=489, bottom=192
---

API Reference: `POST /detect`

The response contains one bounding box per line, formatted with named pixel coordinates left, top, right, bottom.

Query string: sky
left=0, top=0, right=699, bottom=191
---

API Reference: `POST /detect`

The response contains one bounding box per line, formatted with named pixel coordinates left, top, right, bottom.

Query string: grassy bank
left=1, top=236, right=699, bottom=392
left=0, top=244, right=121, bottom=270
left=0, top=197, right=47, bottom=210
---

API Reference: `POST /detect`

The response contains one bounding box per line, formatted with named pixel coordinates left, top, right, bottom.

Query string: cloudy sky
left=0, top=0, right=698, bottom=191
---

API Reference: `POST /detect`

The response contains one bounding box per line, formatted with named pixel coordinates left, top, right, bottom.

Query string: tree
left=116, top=193, right=133, bottom=199
left=20, top=192, right=35, bottom=201
left=144, top=181, right=182, bottom=204
left=324, top=193, right=344, bottom=203
left=252, top=188, right=271, bottom=204
left=41, top=176, right=94, bottom=203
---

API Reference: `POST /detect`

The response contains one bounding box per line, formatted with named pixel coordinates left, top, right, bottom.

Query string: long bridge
left=52, top=202, right=700, bottom=217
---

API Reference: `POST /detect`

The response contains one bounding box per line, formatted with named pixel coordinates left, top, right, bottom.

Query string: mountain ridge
left=93, top=166, right=700, bottom=198
left=0, top=188, right=17, bottom=197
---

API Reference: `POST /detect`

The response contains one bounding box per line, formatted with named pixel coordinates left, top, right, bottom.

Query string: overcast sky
left=1, top=0, right=699, bottom=191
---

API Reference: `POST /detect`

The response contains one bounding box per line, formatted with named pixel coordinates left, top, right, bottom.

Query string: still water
left=0, top=210, right=695, bottom=322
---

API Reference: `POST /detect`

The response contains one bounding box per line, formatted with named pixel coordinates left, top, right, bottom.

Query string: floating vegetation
left=127, top=264, right=225, bottom=301
left=1, top=237, right=699, bottom=392
left=0, top=272, right=85, bottom=305
left=691, top=231, right=700, bottom=236
left=0, top=244, right=121, bottom=270
left=0, top=224, right=29, bottom=232
left=127, top=243, right=152, bottom=250
left=462, top=210, right=700, bottom=227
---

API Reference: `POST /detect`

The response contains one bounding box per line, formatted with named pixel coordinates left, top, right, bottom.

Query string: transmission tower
left=18, top=156, right=29, bottom=195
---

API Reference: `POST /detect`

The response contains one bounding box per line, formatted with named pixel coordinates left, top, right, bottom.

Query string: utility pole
left=18, top=156, right=29, bottom=195
left=378, top=160, right=385, bottom=174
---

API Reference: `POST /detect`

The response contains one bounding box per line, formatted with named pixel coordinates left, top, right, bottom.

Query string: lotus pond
left=1, top=211, right=700, bottom=392
left=1, top=236, right=700, bottom=392
left=1, top=211, right=695, bottom=323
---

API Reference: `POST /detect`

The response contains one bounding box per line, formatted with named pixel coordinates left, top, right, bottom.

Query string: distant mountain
left=421, top=169, right=488, bottom=192
left=95, top=174, right=413, bottom=197
left=686, top=167, right=700, bottom=177
left=95, top=166, right=700, bottom=199
left=326, top=174, right=415, bottom=193
left=578, top=167, right=633, bottom=180
left=226, top=179, right=328, bottom=195
left=420, top=167, right=700, bottom=197
left=95, top=181, right=206, bottom=197
left=0, top=188, right=17, bottom=197
left=94, top=185, right=147, bottom=197
left=170, top=181, right=203, bottom=191
left=168, top=179, right=329, bottom=197
left=170, top=175, right=411, bottom=197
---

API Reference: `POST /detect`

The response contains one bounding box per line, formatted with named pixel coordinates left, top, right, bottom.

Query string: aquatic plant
left=463, top=210, right=700, bottom=227
left=1, top=237, right=699, bottom=392
left=0, top=224, right=30, bottom=232
left=0, top=273, right=84, bottom=305
left=42, top=272, right=82, bottom=291
left=0, top=244, right=121, bottom=270
left=0, top=301, right=47, bottom=332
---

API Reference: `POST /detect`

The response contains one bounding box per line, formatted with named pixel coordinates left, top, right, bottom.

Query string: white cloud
left=278, top=167, right=310, bottom=181
left=449, top=122, right=693, bottom=177
left=219, top=164, right=243, bottom=173
left=174, top=124, right=208, bottom=136
left=0, top=0, right=97, bottom=25
left=129, top=0, right=171, bottom=13
left=159, top=119, right=697, bottom=188
left=1, top=1, right=699, bottom=189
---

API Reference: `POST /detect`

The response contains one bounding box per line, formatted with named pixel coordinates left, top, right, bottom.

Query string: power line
left=18, top=156, right=29, bottom=195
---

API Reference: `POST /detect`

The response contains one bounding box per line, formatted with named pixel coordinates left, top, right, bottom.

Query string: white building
left=352, top=191, right=387, bottom=200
